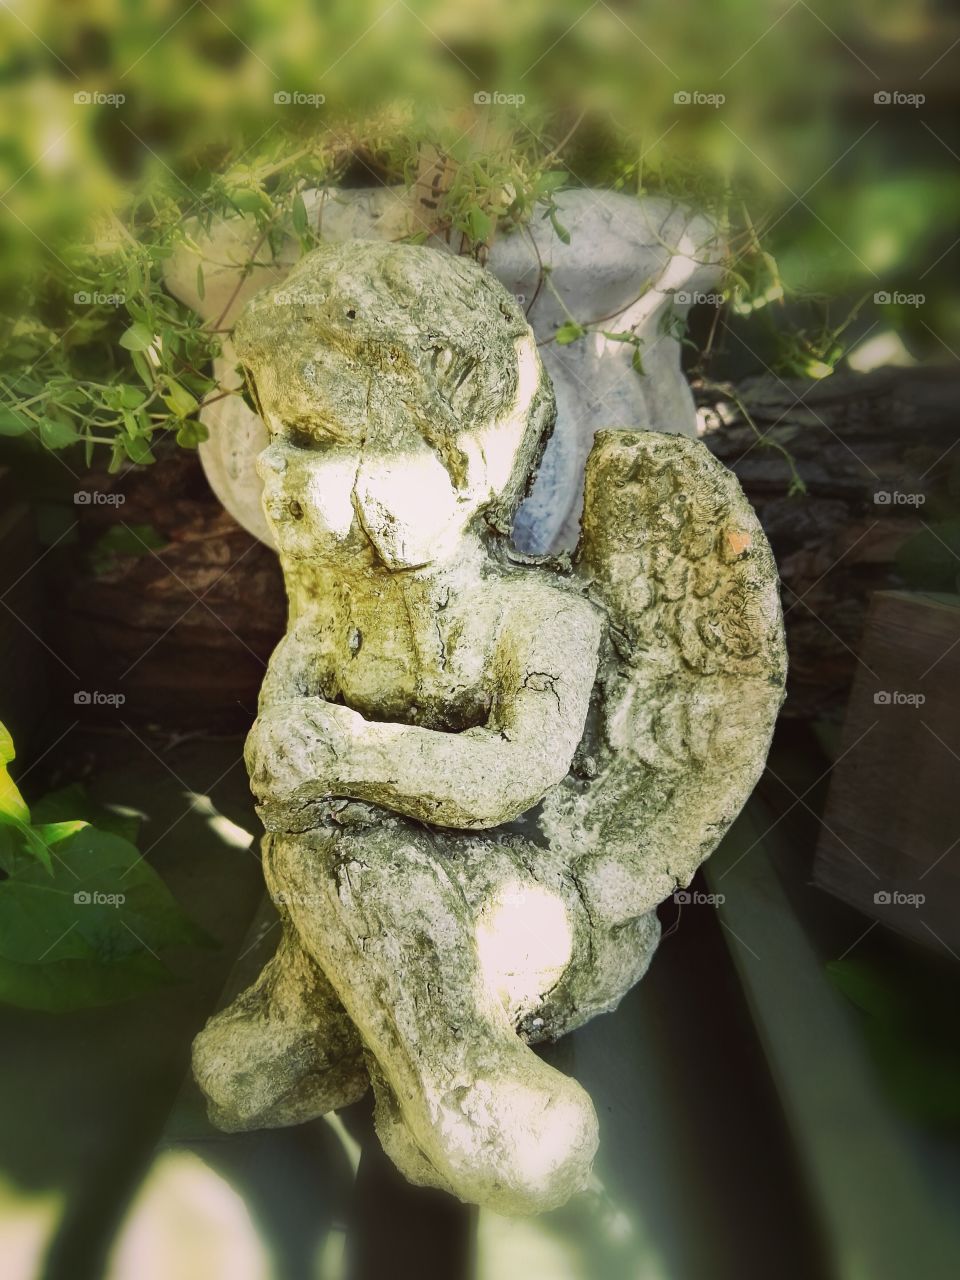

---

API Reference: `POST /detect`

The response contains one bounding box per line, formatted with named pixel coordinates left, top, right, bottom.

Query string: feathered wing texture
left=540, top=430, right=787, bottom=927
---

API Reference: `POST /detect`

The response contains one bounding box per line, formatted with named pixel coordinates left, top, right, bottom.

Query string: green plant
left=1, top=2, right=956, bottom=487
left=0, top=723, right=215, bottom=1011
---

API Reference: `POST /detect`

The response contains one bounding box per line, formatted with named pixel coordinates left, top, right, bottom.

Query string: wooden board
left=813, top=590, right=960, bottom=952
left=707, top=798, right=960, bottom=1280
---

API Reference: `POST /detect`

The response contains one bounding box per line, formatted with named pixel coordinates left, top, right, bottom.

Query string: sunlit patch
left=185, top=792, right=255, bottom=850
left=476, top=1170, right=671, bottom=1280
left=472, top=334, right=542, bottom=496
left=322, top=1111, right=361, bottom=1175
left=105, top=1150, right=273, bottom=1280
left=730, top=282, right=785, bottom=315
left=475, top=881, right=573, bottom=1020
left=0, top=1174, right=63, bottom=1280
left=37, top=121, right=74, bottom=174
left=354, top=445, right=465, bottom=566
left=847, top=330, right=917, bottom=373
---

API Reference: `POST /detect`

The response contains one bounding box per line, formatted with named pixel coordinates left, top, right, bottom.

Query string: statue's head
left=233, top=240, right=555, bottom=569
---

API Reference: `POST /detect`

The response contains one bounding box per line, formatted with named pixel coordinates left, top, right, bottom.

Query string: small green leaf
left=108, top=440, right=126, bottom=474
left=292, top=192, right=308, bottom=236
left=118, top=385, right=147, bottom=409
left=548, top=208, right=571, bottom=245
left=229, top=187, right=270, bottom=215
left=39, top=416, right=79, bottom=450
left=555, top=321, right=586, bottom=346
left=631, top=346, right=645, bottom=375
left=119, top=323, right=154, bottom=353
left=537, top=170, right=567, bottom=195
left=176, top=420, right=209, bottom=449
left=130, top=351, right=155, bottom=390
left=0, top=721, right=29, bottom=825
left=33, top=820, right=88, bottom=845
left=196, top=262, right=205, bottom=301
left=161, top=377, right=198, bottom=419
left=124, top=263, right=144, bottom=298
left=0, top=410, right=31, bottom=437
left=123, top=434, right=155, bottom=465
left=465, top=206, right=492, bottom=244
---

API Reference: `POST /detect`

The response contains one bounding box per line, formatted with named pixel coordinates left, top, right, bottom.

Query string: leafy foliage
left=0, top=723, right=215, bottom=1012
left=0, top=1, right=955, bottom=476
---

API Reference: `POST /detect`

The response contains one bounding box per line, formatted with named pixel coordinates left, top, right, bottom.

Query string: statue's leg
left=267, top=822, right=599, bottom=1215
left=529, top=910, right=661, bottom=1038
left=435, top=834, right=660, bottom=1042
left=192, top=883, right=368, bottom=1131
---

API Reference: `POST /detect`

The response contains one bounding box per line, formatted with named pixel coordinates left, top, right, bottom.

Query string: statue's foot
left=363, top=1053, right=456, bottom=1195
left=269, top=827, right=599, bottom=1215
left=193, top=922, right=368, bottom=1131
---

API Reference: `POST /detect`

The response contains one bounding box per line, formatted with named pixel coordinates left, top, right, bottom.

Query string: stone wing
left=539, top=431, right=788, bottom=925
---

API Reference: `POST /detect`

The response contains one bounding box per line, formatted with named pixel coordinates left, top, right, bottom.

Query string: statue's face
left=256, top=429, right=486, bottom=570
left=236, top=242, right=552, bottom=570
left=257, top=334, right=542, bottom=569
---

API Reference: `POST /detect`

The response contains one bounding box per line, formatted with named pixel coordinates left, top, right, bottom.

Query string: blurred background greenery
left=1, top=0, right=958, bottom=467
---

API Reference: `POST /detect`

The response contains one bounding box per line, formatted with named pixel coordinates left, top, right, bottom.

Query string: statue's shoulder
left=482, top=561, right=604, bottom=653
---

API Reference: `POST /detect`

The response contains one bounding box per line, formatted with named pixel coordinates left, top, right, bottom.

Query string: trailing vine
left=0, top=106, right=945, bottom=489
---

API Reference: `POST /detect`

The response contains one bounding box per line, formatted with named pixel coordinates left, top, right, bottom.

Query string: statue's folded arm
left=246, top=589, right=602, bottom=830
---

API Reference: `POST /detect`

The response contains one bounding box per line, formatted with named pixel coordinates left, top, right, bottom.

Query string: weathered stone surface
left=191, top=240, right=785, bottom=1214
left=163, top=187, right=723, bottom=553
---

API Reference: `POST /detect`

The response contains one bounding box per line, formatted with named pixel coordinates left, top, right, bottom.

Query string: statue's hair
left=233, top=240, right=555, bottom=530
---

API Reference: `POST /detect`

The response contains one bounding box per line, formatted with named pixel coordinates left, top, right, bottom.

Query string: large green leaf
left=31, top=783, right=142, bottom=844
left=0, top=951, right=178, bottom=1012
left=0, top=826, right=214, bottom=967
left=0, top=720, right=29, bottom=824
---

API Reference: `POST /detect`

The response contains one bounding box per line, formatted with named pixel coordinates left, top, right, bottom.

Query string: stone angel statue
left=192, top=240, right=786, bottom=1215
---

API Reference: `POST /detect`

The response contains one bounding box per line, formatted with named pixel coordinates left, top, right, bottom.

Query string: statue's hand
left=245, top=699, right=366, bottom=805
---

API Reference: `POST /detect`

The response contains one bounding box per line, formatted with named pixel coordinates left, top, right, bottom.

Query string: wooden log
left=46, top=366, right=960, bottom=730
left=697, top=366, right=960, bottom=719
left=0, top=468, right=49, bottom=751
left=54, top=450, right=286, bottom=731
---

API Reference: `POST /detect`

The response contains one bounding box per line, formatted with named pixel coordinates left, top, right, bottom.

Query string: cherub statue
left=192, top=240, right=786, bottom=1214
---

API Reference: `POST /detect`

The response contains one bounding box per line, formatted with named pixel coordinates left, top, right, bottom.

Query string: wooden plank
left=707, top=799, right=960, bottom=1280
left=813, top=590, right=960, bottom=951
